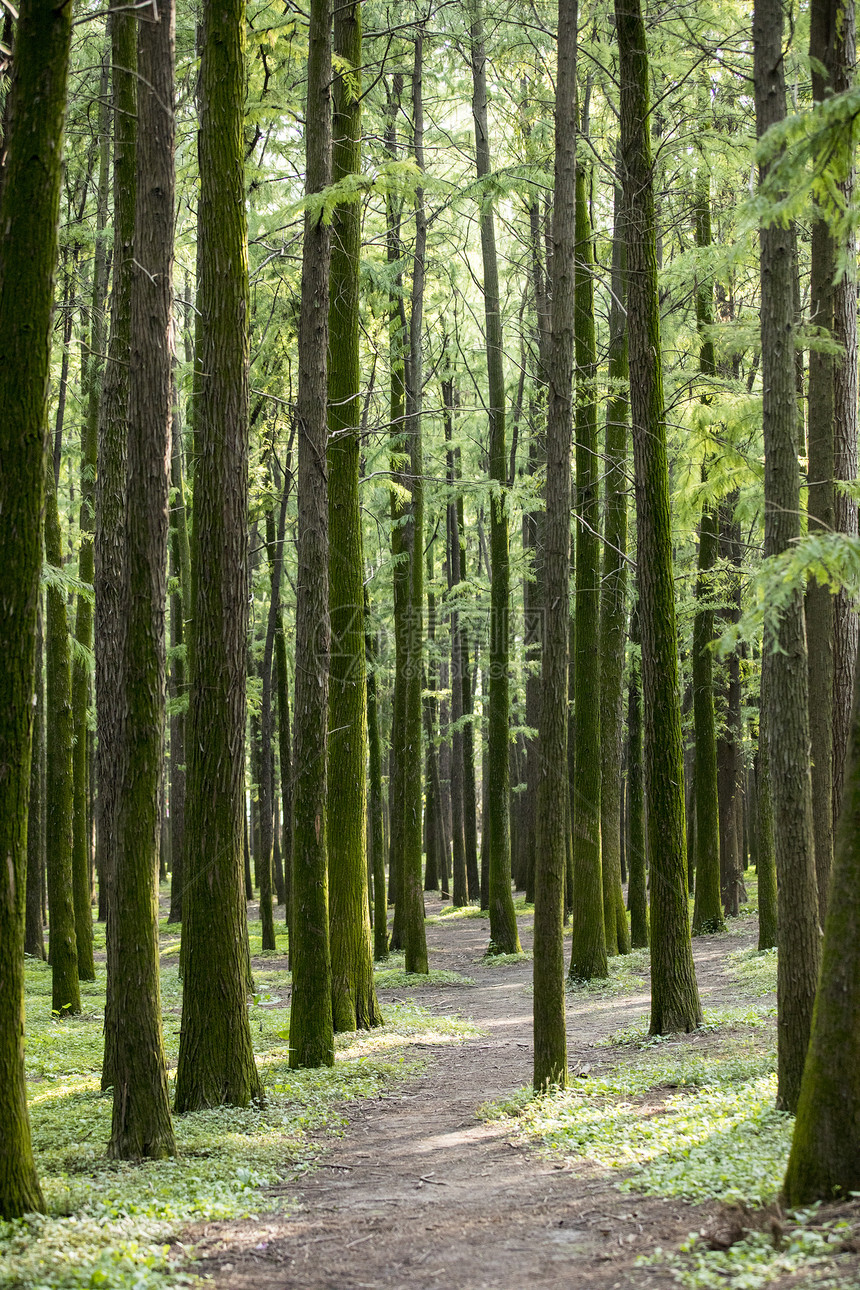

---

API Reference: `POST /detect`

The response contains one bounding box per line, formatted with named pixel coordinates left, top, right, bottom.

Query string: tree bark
left=469, top=0, right=520, bottom=956
left=26, top=606, right=46, bottom=961
left=616, top=0, right=701, bottom=1033
left=533, top=0, right=575, bottom=1089
left=627, top=609, right=649, bottom=949
left=109, top=0, right=176, bottom=1160
left=288, top=0, right=335, bottom=1067
left=754, top=0, right=822, bottom=1114
left=175, top=0, right=263, bottom=1106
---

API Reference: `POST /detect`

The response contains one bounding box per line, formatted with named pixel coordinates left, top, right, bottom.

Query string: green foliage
left=726, top=948, right=778, bottom=997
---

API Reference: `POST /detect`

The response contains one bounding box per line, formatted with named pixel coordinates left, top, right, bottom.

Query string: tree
left=533, top=0, right=575, bottom=1090
left=45, top=473, right=81, bottom=1020
left=0, top=0, right=72, bottom=1213
left=616, top=0, right=701, bottom=1034
left=174, top=0, right=263, bottom=1109
left=691, top=478, right=724, bottom=935
left=754, top=0, right=821, bottom=1114
left=327, top=0, right=382, bottom=1028
left=97, top=3, right=136, bottom=1093
left=570, top=148, right=608, bottom=982
left=108, top=0, right=177, bottom=1159
left=783, top=646, right=860, bottom=1203
left=469, top=0, right=520, bottom=956
left=599, top=171, right=631, bottom=960
left=289, top=0, right=335, bottom=1068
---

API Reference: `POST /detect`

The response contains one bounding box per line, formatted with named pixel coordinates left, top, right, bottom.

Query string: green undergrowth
left=481, top=1035, right=790, bottom=1206
left=8, top=923, right=479, bottom=1290
left=373, top=967, right=476, bottom=988
left=601, top=1006, right=776, bottom=1049
left=727, top=946, right=778, bottom=996
left=565, top=947, right=650, bottom=996
left=643, top=1203, right=860, bottom=1289
left=424, top=903, right=487, bottom=923
left=480, top=949, right=533, bottom=966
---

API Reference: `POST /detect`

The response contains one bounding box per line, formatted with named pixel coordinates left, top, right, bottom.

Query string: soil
left=184, top=899, right=850, bottom=1290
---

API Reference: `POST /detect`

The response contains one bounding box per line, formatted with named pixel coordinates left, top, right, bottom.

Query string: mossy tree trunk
left=754, top=0, right=821, bottom=1114
left=627, top=610, right=649, bottom=949
left=288, top=0, right=335, bottom=1067
left=783, top=646, right=860, bottom=1204
left=26, top=606, right=46, bottom=961
left=174, top=0, right=263, bottom=1106
left=45, top=473, right=81, bottom=1019
left=533, top=0, right=575, bottom=1089
left=616, top=0, right=701, bottom=1033
left=327, top=0, right=380, bottom=1028
left=71, top=60, right=109, bottom=984
left=167, top=398, right=191, bottom=926
left=109, top=0, right=176, bottom=1160
left=0, top=0, right=71, bottom=1213
left=570, top=156, right=608, bottom=981
left=756, top=669, right=779, bottom=950
left=691, top=479, right=723, bottom=934
left=97, top=6, right=136, bottom=1093
left=599, top=173, right=631, bottom=959
left=365, top=591, right=388, bottom=960
left=690, top=185, right=724, bottom=936
left=399, top=32, right=430, bottom=975
left=470, top=0, right=520, bottom=956
left=458, top=488, right=481, bottom=899
left=444, top=382, right=469, bottom=906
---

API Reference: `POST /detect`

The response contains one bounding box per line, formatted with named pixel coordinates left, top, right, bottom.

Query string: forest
left=1, top=0, right=860, bottom=1285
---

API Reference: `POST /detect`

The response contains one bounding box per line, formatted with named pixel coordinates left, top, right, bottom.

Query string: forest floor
left=187, top=893, right=860, bottom=1290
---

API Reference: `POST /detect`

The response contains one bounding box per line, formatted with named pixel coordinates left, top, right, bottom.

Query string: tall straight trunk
left=71, top=60, right=109, bottom=983
left=616, top=0, right=701, bottom=1033
left=831, top=3, right=858, bottom=826
left=365, top=592, right=388, bottom=959
left=26, top=606, right=47, bottom=961
left=0, top=0, right=72, bottom=1216
left=718, top=502, right=746, bottom=918
left=398, top=34, right=429, bottom=974
left=326, top=0, right=380, bottom=1029
left=288, top=0, right=335, bottom=1067
left=384, top=73, right=407, bottom=950
left=533, top=0, right=575, bottom=1089
left=757, top=670, right=779, bottom=948
left=599, top=173, right=631, bottom=958
left=691, top=482, right=723, bottom=933
left=458, top=484, right=481, bottom=896
left=783, top=621, right=860, bottom=1203
left=690, top=186, right=724, bottom=935
left=570, top=157, right=607, bottom=980
left=97, top=6, right=136, bottom=1093
left=445, top=382, right=469, bottom=906
left=261, top=479, right=290, bottom=931
left=167, top=391, right=191, bottom=925
left=754, top=0, right=821, bottom=1114
left=424, top=542, right=441, bottom=894
left=45, top=474, right=81, bottom=1018
left=275, top=605, right=293, bottom=938
left=627, top=610, right=649, bottom=948
left=469, top=0, right=520, bottom=955
left=109, top=0, right=176, bottom=1160
left=175, top=0, right=263, bottom=1106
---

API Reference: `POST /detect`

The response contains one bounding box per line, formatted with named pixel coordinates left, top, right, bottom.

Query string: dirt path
left=193, top=900, right=761, bottom=1289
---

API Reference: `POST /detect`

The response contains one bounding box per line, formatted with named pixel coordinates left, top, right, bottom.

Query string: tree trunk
left=754, top=0, right=822, bottom=1114
left=783, top=616, right=860, bottom=1203
left=326, top=0, right=380, bottom=1029
left=97, top=5, right=136, bottom=1093
left=533, top=0, right=575, bottom=1089
left=398, top=34, right=429, bottom=974
left=0, top=0, right=72, bottom=1215
left=26, top=606, right=46, bottom=961
left=288, top=0, right=335, bottom=1067
left=45, top=473, right=81, bottom=1019
left=167, top=386, right=190, bottom=926
left=174, top=0, right=263, bottom=1106
left=458, top=485, right=481, bottom=898
left=599, top=171, right=631, bottom=958
left=469, top=0, right=520, bottom=955
left=71, top=59, right=109, bottom=984
left=616, top=0, right=701, bottom=1033
left=691, top=481, right=723, bottom=934
left=365, top=593, right=388, bottom=960
left=627, top=610, right=649, bottom=948
left=108, top=0, right=176, bottom=1160
left=445, top=382, right=469, bottom=906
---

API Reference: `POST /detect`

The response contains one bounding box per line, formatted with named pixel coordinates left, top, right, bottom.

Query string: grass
left=6, top=907, right=480, bottom=1290
left=726, top=946, right=778, bottom=997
